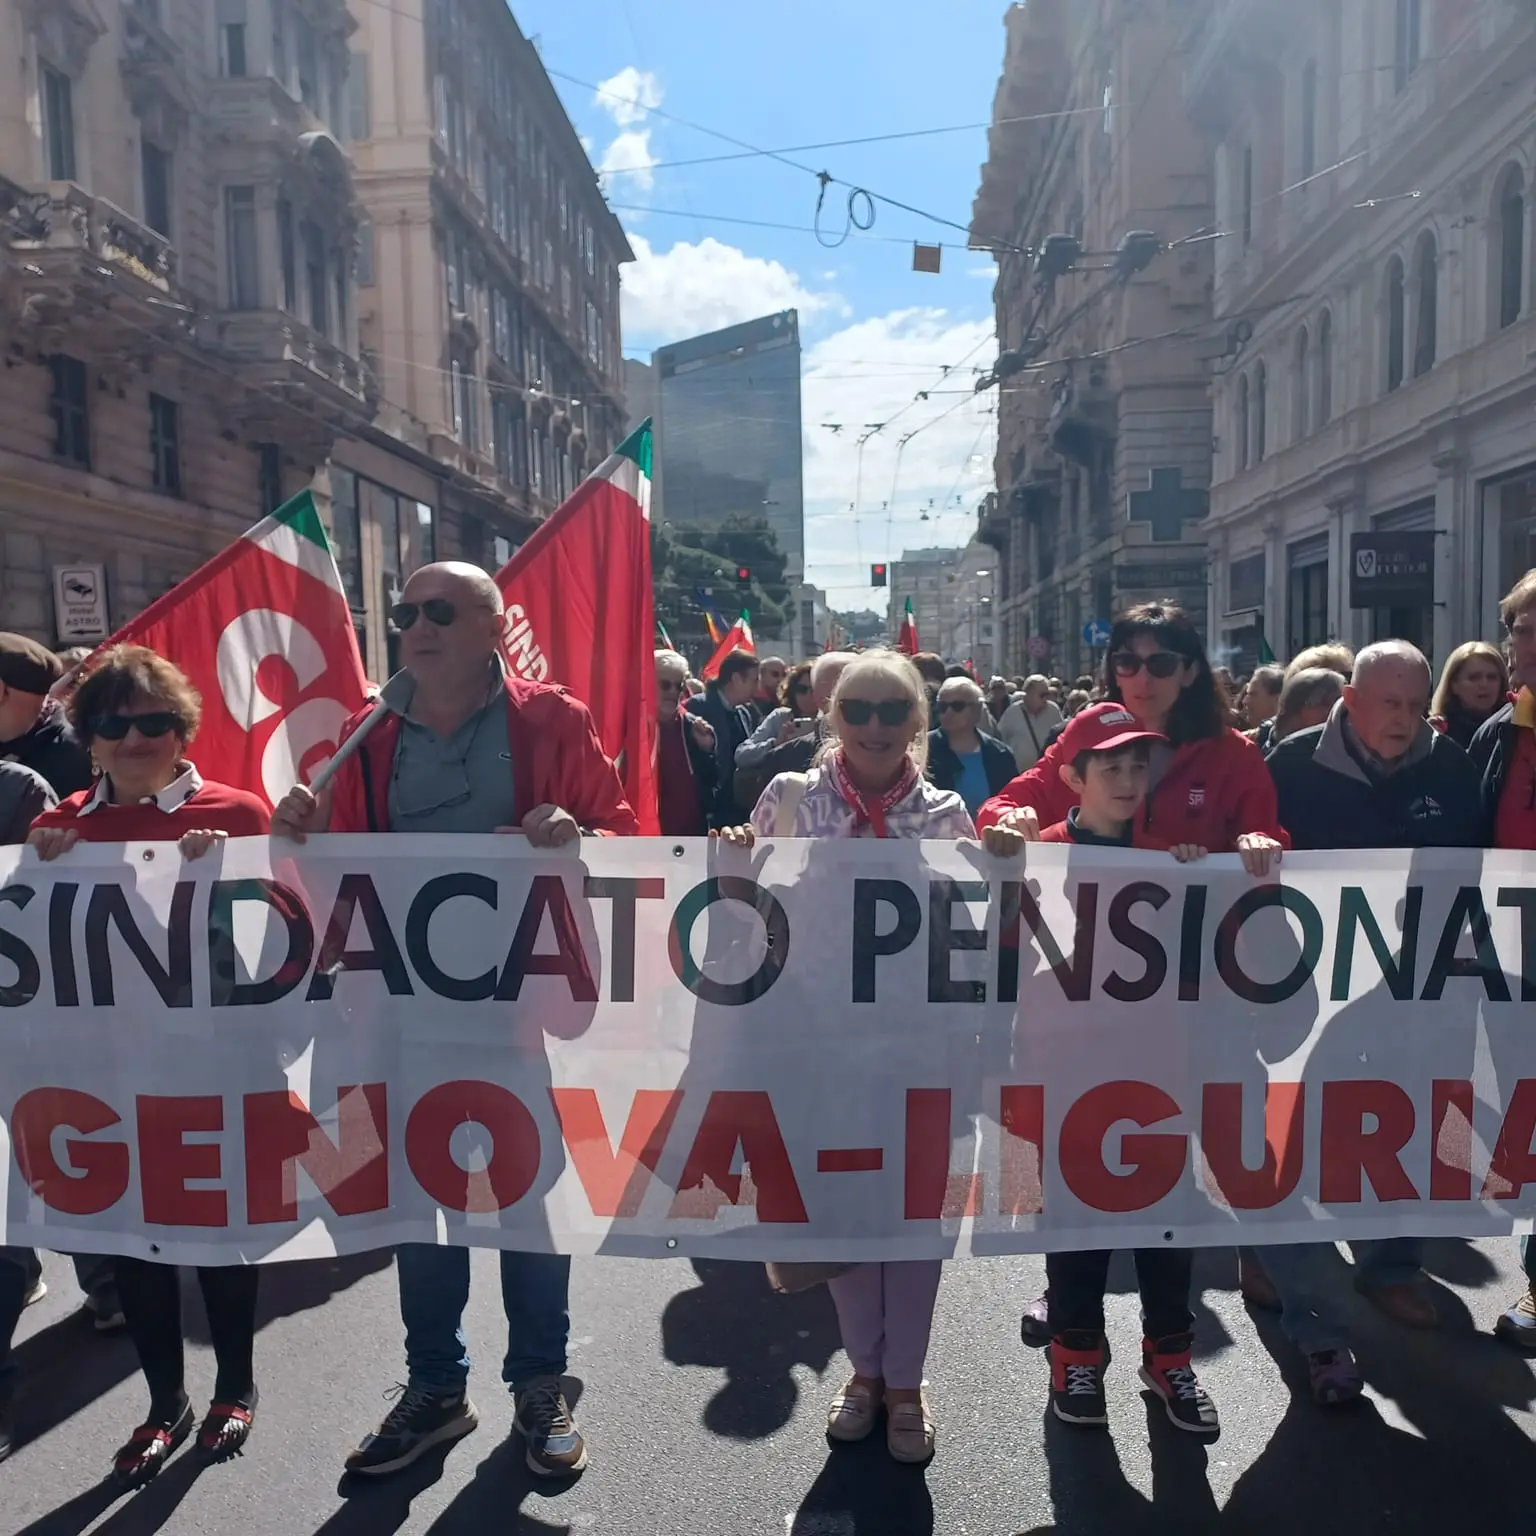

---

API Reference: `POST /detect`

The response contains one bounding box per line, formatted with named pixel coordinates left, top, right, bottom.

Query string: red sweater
left=33, top=779, right=270, bottom=839
left=329, top=672, right=638, bottom=836
left=977, top=704, right=1288, bottom=852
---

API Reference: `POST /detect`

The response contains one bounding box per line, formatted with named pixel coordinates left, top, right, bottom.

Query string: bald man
left=273, top=560, right=635, bottom=1480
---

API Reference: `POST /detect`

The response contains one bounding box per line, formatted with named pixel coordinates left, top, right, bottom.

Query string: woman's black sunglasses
left=93, top=711, right=181, bottom=741
left=1111, top=650, right=1185, bottom=679
left=839, top=698, right=913, bottom=727
left=391, top=597, right=461, bottom=631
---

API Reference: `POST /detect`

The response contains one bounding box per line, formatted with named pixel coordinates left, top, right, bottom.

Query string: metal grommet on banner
left=149, top=1242, right=161, bottom=1254
left=1163, top=1231, right=1175, bottom=1242
left=141, top=848, right=154, bottom=861
left=666, top=1238, right=678, bottom=1250
left=672, top=845, right=684, bottom=858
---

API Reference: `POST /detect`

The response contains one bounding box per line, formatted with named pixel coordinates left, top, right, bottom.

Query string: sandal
left=113, top=1401, right=194, bottom=1488
left=198, top=1387, right=259, bottom=1461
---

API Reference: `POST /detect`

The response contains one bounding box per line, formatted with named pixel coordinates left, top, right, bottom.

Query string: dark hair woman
left=779, top=661, right=814, bottom=711
left=976, top=602, right=1287, bottom=849
left=27, top=644, right=269, bottom=1487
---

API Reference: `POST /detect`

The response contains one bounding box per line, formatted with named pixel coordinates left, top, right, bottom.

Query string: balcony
left=1, top=178, right=183, bottom=357
left=209, top=311, right=376, bottom=445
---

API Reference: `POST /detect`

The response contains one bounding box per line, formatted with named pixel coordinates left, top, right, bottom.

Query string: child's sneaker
left=1139, top=1332, right=1219, bottom=1435
left=1048, top=1330, right=1108, bottom=1427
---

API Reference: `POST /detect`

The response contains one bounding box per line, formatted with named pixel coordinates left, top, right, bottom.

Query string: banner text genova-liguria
left=3, top=838, right=1536, bottom=1265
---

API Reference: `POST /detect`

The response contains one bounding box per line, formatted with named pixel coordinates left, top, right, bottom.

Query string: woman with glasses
left=26, top=645, right=269, bottom=1486
left=716, top=650, right=974, bottom=1464
left=976, top=602, right=1286, bottom=853
left=655, top=648, right=717, bottom=836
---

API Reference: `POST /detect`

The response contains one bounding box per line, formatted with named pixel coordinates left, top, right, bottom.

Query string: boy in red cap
left=1035, top=708, right=1168, bottom=849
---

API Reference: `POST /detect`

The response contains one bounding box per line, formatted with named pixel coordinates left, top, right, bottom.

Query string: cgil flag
left=496, top=420, right=658, bottom=834
left=701, top=610, right=754, bottom=682
left=896, top=596, right=919, bottom=656
left=97, top=491, right=369, bottom=808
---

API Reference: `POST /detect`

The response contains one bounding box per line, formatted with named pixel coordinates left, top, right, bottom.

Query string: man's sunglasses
left=657, top=678, right=683, bottom=693
left=1111, top=650, right=1185, bottom=680
left=938, top=699, right=976, bottom=714
left=93, top=711, right=181, bottom=741
left=839, top=698, right=913, bottom=727
left=390, top=598, right=475, bottom=630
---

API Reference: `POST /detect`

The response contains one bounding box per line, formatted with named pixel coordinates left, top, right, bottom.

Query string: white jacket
left=995, top=699, right=1063, bottom=771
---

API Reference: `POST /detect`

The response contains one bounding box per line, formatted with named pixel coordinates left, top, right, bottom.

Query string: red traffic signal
left=871, top=563, right=888, bottom=588
left=735, top=565, right=752, bottom=590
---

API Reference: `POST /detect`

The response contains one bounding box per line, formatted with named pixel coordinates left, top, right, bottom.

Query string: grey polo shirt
left=386, top=670, right=518, bottom=834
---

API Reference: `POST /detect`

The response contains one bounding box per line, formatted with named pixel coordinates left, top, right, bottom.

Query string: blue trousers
left=396, top=1244, right=570, bottom=1394
left=1243, top=1237, right=1423, bottom=1355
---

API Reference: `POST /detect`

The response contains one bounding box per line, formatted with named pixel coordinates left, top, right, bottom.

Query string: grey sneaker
left=513, top=1376, right=587, bottom=1477
left=344, top=1385, right=478, bottom=1477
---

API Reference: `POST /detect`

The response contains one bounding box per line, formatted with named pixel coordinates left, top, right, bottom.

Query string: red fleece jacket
left=977, top=703, right=1287, bottom=852
left=329, top=673, right=638, bottom=836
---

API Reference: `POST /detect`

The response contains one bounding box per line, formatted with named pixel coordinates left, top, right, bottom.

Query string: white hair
left=1352, top=640, right=1431, bottom=688
left=812, top=650, right=858, bottom=694
left=823, top=649, right=931, bottom=772
left=937, top=675, right=983, bottom=703
left=1024, top=673, right=1050, bottom=693
left=654, top=649, right=689, bottom=679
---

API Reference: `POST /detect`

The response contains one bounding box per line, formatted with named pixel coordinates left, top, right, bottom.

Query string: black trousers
left=115, top=1257, right=259, bottom=1416
left=1045, top=1248, right=1193, bottom=1339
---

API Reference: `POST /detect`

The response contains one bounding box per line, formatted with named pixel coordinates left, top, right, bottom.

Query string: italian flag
left=896, top=596, right=919, bottom=656
left=497, top=420, right=659, bottom=834
left=701, top=610, right=754, bottom=681
left=102, top=490, right=369, bottom=807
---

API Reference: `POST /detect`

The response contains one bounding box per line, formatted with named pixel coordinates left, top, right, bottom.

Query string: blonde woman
left=716, top=650, right=973, bottom=1464
left=1431, top=640, right=1509, bottom=749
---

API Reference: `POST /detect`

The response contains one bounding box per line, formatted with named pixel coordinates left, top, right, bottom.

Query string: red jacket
left=977, top=704, right=1287, bottom=852
left=329, top=673, right=638, bottom=836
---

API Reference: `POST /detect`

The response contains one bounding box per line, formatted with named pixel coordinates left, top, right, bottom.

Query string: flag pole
left=307, top=669, right=414, bottom=792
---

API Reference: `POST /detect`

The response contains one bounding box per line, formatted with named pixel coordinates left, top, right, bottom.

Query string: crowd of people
left=2, top=556, right=1536, bottom=1488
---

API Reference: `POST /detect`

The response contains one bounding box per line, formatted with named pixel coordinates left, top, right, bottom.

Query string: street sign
left=1083, top=619, right=1112, bottom=648
left=52, top=564, right=109, bottom=640
left=1026, top=635, right=1051, bottom=660
left=1349, top=531, right=1436, bottom=607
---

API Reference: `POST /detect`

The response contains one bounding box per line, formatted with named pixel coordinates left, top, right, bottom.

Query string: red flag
left=495, top=421, right=658, bottom=834
left=701, top=610, right=754, bottom=682
left=98, top=491, right=368, bottom=807
left=896, top=596, right=920, bottom=656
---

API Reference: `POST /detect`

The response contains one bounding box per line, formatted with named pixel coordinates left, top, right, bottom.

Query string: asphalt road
left=6, top=1238, right=1536, bottom=1535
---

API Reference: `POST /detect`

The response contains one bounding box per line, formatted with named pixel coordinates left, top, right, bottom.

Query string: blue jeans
left=396, top=1244, right=570, bottom=1394
left=1245, top=1238, right=1424, bottom=1356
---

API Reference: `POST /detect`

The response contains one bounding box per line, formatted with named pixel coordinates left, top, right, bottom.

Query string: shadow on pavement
left=12, top=1452, right=206, bottom=1536
left=790, top=1437, right=935, bottom=1536
left=661, top=1257, right=842, bottom=1438
left=309, top=1377, right=584, bottom=1536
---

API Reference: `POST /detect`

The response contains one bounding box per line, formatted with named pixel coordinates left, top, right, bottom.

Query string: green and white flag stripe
left=245, top=490, right=350, bottom=592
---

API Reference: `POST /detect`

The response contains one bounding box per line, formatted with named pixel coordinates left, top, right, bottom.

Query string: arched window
left=1292, top=326, right=1310, bottom=440
left=1413, top=231, right=1437, bottom=377
left=1237, top=374, right=1250, bottom=472
left=1497, top=165, right=1526, bottom=330
left=1253, top=361, right=1268, bottom=462
left=1317, top=309, right=1333, bottom=425
left=1385, top=256, right=1406, bottom=393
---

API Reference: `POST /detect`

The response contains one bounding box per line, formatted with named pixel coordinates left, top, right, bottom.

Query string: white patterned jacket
left=750, top=763, right=976, bottom=842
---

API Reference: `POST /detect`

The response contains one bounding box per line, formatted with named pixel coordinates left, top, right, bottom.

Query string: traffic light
left=871, top=563, right=888, bottom=588
left=735, top=565, right=752, bottom=591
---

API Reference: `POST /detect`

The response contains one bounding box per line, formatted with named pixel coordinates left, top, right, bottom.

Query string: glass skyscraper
left=654, top=311, right=804, bottom=574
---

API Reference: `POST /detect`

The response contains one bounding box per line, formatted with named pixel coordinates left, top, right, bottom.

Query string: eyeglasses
left=93, top=711, right=182, bottom=741
left=1111, top=650, right=1185, bottom=680
left=938, top=699, right=976, bottom=714
left=657, top=678, right=683, bottom=694
left=390, top=598, right=485, bottom=631
left=839, top=698, right=913, bottom=727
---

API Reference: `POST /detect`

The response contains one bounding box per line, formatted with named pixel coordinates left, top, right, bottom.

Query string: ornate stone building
left=970, top=0, right=1216, bottom=681
left=0, top=0, right=371, bottom=645
left=1190, top=0, right=1536, bottom=669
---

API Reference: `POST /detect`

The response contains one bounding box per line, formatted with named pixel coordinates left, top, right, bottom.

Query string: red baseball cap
left=1057, top=702, right=1165, bottom=757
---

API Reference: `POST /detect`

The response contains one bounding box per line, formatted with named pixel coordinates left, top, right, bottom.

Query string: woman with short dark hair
left=28, top=644, right=269, bottom=1486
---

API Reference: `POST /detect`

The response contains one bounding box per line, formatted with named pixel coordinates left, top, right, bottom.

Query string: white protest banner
left=2, top=839, right=1535, bottom=1266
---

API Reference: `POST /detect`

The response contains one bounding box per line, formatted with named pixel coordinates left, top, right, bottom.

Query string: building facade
left=653, top=311, right=805, bottom=579
left=1189, top=0, right=1536, bottom=671
left=970, top=0, right=1217, bottom=681
left=888, top=545, right=965, bottom=655
left=340, top=0, right=631, bottom=674
left=0, top=0, right=371, bottom=645
left=940, top=540, right=999, bottom=677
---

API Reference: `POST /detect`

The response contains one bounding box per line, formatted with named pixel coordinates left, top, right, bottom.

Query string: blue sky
left=511, top=0, right=1006, bottom=611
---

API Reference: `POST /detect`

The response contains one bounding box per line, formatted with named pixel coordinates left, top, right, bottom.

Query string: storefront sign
left=1117, top=563, right=1208, bottom=590
left=1349, top=531, right=1436, bottom=608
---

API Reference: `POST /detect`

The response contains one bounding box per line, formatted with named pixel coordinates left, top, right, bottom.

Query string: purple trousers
left=826, top=1260, right=943, bottom=1390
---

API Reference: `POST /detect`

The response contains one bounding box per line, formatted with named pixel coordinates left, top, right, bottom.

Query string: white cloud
left=600, top=129, right=657, bottom=195
left=595, top=66, right=661, bottom=128
left=621, top=235, right=844, bottom=345
left=800, top=309, right=998, bottom=606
